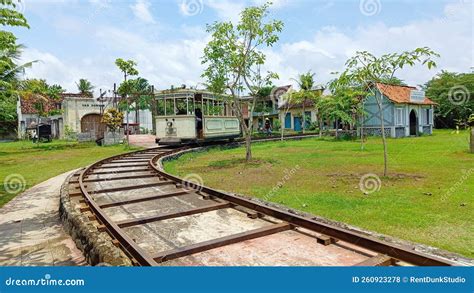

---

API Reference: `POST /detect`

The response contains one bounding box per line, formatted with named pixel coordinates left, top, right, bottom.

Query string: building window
left=396, top=108, right=403, bottom=126
left=55, top=103, right=62, bottom=110
left=425, top=108, right=430, bottom=125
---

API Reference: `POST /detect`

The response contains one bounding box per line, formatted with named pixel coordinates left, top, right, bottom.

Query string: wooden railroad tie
left=316, top=234, right=338, bottom=246
left=153, top=222, right=292, bottom=263
left=69, top=192, right=83, bottom=198
left=201, top=194, right=214, bottom=200
left=353, top=254, right=395, bottom=267
left=234, top=205, right=262, bottom=219
left=79, top=205, right=90, bottom=213
left=97, top=225, right=107, bottom=232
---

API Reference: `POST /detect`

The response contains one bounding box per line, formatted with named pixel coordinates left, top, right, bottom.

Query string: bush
left=64, top=125, right=77, bottom=141
left=273, top=120, right=281, bottom=131
left=308, top=121, right=319, bottom=131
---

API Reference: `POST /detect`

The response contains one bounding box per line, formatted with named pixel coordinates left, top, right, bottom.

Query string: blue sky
left=6, top=0, right=473, bottom=93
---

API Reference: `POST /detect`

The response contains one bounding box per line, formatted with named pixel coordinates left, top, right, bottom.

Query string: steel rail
left=78, top=148, right=165, bottom=266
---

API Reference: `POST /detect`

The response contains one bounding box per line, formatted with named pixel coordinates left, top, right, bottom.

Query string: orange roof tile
left=375, top=83, right=437, bottom=105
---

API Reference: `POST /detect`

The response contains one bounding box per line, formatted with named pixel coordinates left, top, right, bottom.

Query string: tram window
left=175, top=99, right=187, bottom=115
left=157, top=99, right=174, bottom=116
left=208, top=100, right=224, bottom=116
left=157, top=99, right=165, bottom=116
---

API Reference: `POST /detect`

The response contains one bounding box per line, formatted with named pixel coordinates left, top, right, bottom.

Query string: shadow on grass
left=208, top=157, right=279, bottom=169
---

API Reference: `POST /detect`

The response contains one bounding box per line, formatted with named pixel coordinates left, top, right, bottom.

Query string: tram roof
left=154, top=89, right=229, bottom=100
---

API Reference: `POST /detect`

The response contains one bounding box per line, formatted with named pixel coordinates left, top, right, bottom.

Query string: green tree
left=290, top=71, right=324, bottom=135
left=291, top=71, right=315, bottom=134
left=120, top=77, right=153, bottom=129
left=101, top=108, right=124, bottom=144
left=424, top=71, right=473, bottom=129
left=0, top=0, right=29, bottom=28
left=76, top=78, right=94, bottom=97
left=337, top=48, right=439, bottom=176
left=101, top=108, right=124, bottom=131
left=322, top=84, right=364, bottom=139
left=115, top=58, right=139, bottom=145
left=18, top=79, right=64, bottom=142
left=202, top=2, right=283, bottom=161
left=0, top=2, right=31, bottom=131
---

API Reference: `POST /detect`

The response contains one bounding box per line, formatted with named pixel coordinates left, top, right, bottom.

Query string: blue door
left=294, top=117, right=302, bottom=131
left=285, top=113, right=291, bottom=129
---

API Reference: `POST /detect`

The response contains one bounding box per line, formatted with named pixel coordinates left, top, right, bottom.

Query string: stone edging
left=59, top=170, right=132, bottom=266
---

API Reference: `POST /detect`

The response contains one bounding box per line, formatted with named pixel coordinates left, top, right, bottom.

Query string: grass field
left=0, top=140, right=141, bottom=207
left=165, top=130, right=474, bottom=258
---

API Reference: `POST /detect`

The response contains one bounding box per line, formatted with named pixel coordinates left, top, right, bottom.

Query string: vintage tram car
left=155, top=89, right=241, bottom=146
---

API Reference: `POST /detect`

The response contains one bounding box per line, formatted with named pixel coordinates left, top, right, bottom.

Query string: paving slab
left=0, top=171, right=86, bottom=266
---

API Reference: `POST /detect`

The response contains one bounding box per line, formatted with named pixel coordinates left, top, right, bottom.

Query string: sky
left=6, top=0, right=474, bottom=95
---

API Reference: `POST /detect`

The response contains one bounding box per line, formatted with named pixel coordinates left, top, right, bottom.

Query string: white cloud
left=130, top=0, right=155, bottom=24
left=205, top=0, right=245, bottom=22
left=264, top=1, right=473, bottom=87
left=204, top=0, right=291, bottom=22
left=252, top=0, right=290, bottom=9
left=20, top=49, right=83, bottom=91
left=20, top=1, right=472, bottom=95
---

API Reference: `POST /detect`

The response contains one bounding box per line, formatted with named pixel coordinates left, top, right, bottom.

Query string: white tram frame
left=155, top=89, right=241, bottom=145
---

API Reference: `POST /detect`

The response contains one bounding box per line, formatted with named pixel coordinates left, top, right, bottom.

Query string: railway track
left=66, top=137, right=458, bottom=267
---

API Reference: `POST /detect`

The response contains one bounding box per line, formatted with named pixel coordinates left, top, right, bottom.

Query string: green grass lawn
left=0, top=140, right=141, bottom=207
left=165, top=130, right=474, bottom=258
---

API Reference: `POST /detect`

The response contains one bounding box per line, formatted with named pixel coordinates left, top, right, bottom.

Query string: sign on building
left=410, top=90, right=425, bottom=103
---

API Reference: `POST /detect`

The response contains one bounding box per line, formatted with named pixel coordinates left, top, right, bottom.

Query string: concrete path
left=0, top=171, right=86, bottom=266
left=129, top=134, right=157, bottom=149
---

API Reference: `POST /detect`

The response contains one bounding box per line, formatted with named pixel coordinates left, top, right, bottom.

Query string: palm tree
left=0, top=33, right=37, bottom=87
left=291, top=71, right=319, bottom=134
left=1, top=32, right=37, bottom=132
left=76, top=79, right=94, bottom=96
left=129, top=77, right=152, bottom=125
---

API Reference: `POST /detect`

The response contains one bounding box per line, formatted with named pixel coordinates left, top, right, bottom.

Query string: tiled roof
left=375, top=83, right=437, bottom=105
left=20, top=93, right=91, bottom=114
left=20, top=95, right=63, bottom=115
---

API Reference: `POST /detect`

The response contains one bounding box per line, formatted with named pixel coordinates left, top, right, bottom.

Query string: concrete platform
left=129, top=135, right=157, bottom=149
left=0, top=171, right=86, bottom=266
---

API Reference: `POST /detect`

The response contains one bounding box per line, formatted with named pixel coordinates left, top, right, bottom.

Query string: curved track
left=68, top=138, right=457, bottom=267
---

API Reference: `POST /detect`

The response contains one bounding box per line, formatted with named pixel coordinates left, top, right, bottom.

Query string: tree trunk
left=319, top=118, right=323, bottom=137
left=135, top=103, right=140, bottom=131
left=126, top=101, right=130, bottom=147
left=124, top=74, right=129, bottom=146
left=302, top=101, right=306, bottom=134
left=281, top=114, right=285, bottom=141
left=245, top=131, right=252, bottom=161
left=376, top=96, right=388, bottom=176
left=314, top=108, right=320, bottom=137
left=381, top=126, right=388, bottom=176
